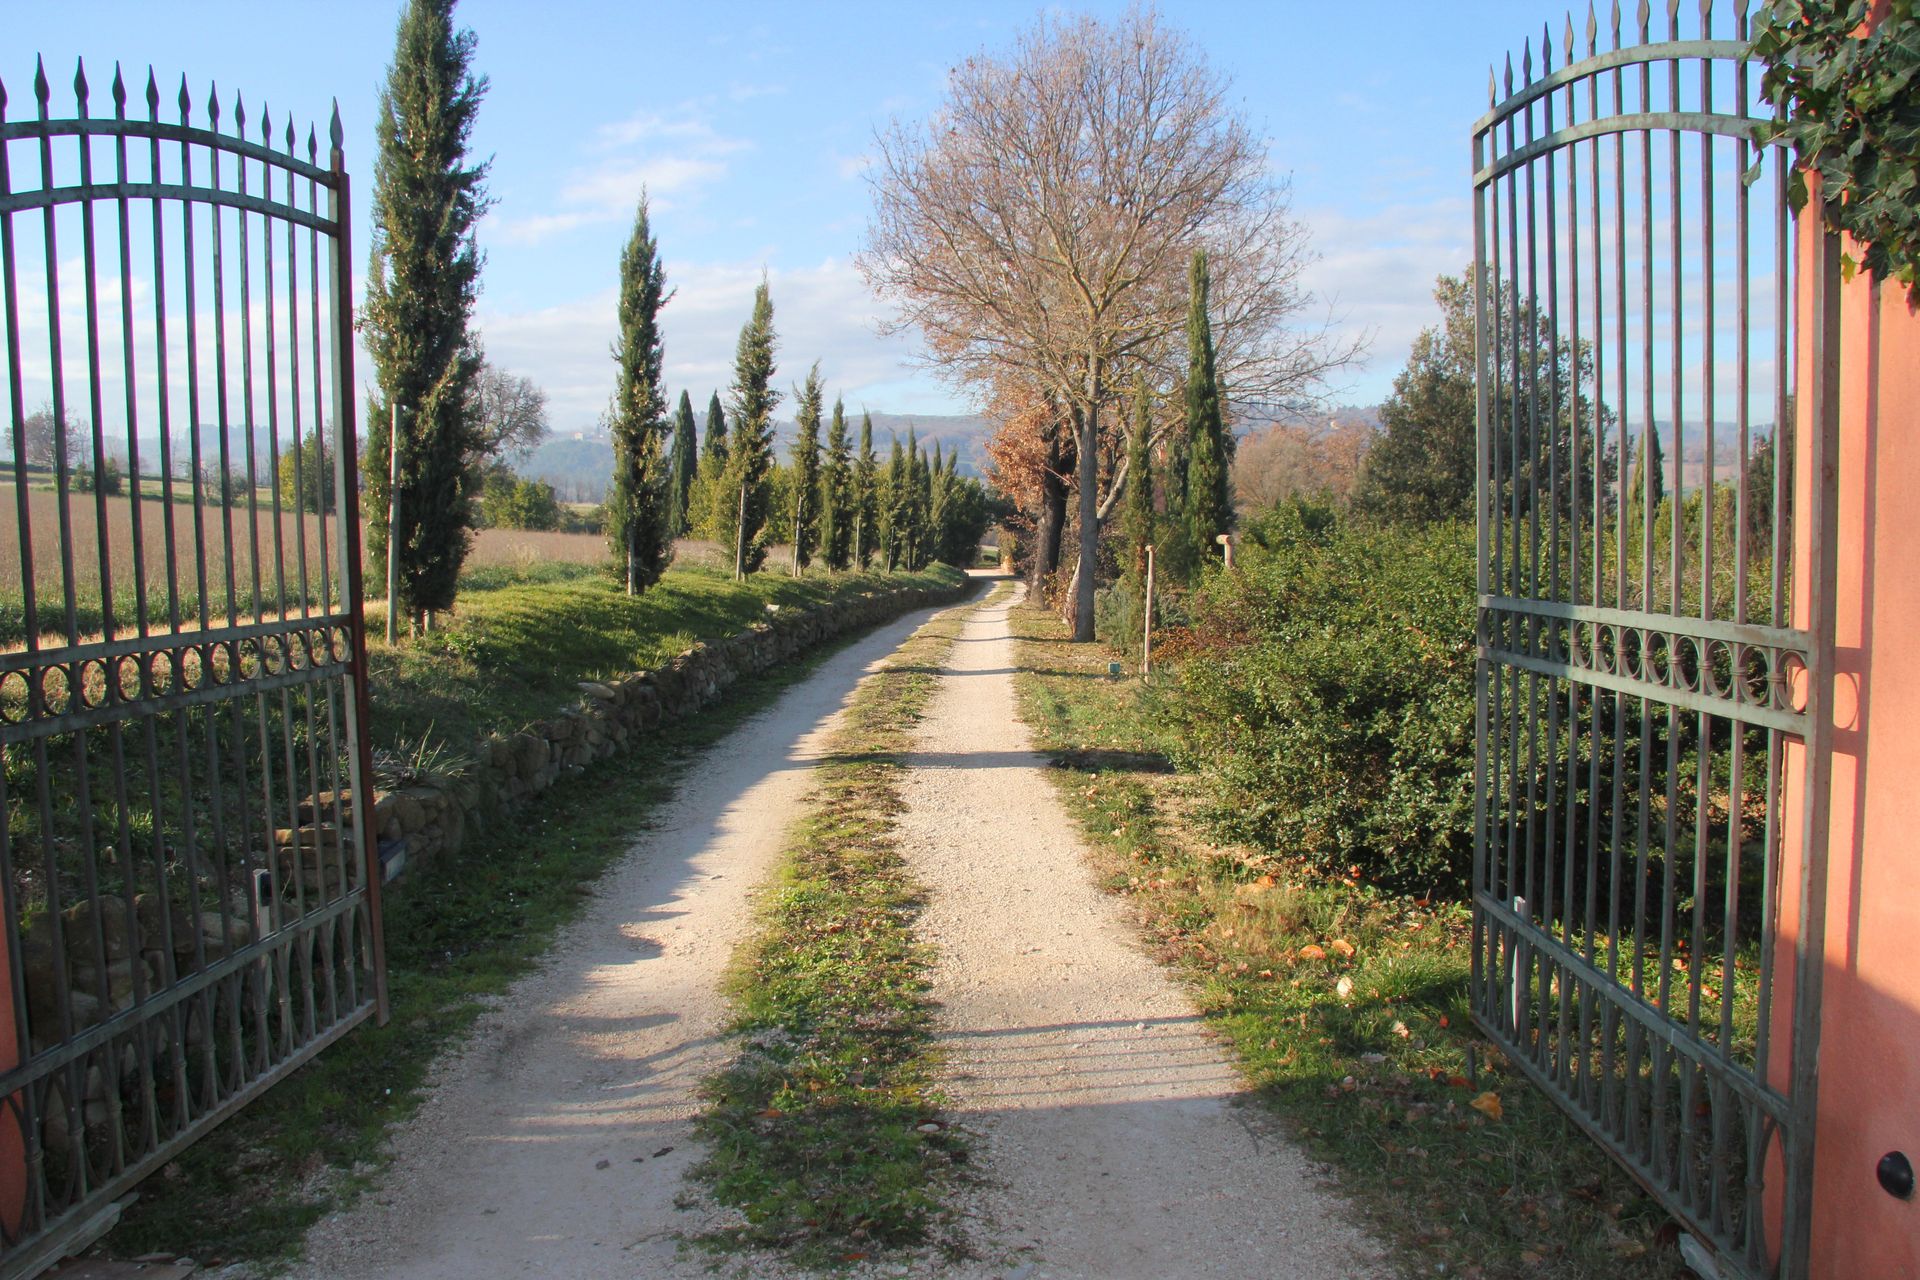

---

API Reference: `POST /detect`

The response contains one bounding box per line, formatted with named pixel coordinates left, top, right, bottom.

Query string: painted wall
left=1778, top=210, right=1920, bottom=1277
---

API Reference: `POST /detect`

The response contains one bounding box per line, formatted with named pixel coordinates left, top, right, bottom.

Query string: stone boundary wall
left=366, top=577, right=976, bottom=880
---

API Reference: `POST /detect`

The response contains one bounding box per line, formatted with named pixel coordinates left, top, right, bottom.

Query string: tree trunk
left=1074, top=365, right=1099, bottom=642
left=1029, top=425, right=1069, bottom=595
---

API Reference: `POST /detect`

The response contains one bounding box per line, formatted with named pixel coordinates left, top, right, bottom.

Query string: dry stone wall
left=366, top=579, right=973, bottom=879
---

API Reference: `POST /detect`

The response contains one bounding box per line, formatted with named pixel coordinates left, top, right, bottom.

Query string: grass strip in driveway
left=1007, top=601, right=1682, bottom=1280
left=691, top=584, right=1008, bottom=1267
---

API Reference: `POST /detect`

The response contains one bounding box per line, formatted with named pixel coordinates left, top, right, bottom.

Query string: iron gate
left=0, top=58, right=384, bottom=1275
left=1470, top=4, right=1837, bottom=1277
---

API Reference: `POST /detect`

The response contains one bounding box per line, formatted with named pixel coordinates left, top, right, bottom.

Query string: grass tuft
left=690, top=584, right=1005, bottom=1267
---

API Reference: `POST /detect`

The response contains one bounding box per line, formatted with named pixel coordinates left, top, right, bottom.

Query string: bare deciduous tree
left=861, top=6, right=1361, bottom=638
left=469, top=362, right=549, bottom=463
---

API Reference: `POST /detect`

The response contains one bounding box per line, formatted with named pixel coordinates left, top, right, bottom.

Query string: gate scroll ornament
left=0, top=58, right=385, bottom=1276
left=1470, top=4, right=1838, bottom=1277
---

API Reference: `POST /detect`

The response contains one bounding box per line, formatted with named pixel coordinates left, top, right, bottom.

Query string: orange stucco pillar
left=1775, top=208, right=1920, bottom=1275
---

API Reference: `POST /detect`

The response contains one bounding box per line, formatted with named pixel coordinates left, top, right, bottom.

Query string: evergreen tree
left=1182, top=250, right=1233, bottom=567
left=1121, top=377, right=1155, bottom=582
left=1352, top=274, right=1476, bottom=525
left=605, top=196, right=672, bottom=594
left=822, top=396, right=852, bottom=571
left=880, top=434, right=907, bottom=570
left=690, top=391, right=728, bottom=538
left=927, top=441, right=949, bottom=566
left=853, top=411, right=879, bottom=569
left=789, top=363, right=824, bottom=575
left=362, top=0, right=491, bottom=623
left=667, top=389, right=697, bottom=537
left=719, top=279, right=779, bottom=577
left=1626, top=425, right=1667, bottom=535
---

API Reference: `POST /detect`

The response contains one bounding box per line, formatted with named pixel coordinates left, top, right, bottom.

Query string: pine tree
left=1626, top=425, right=1667, bottom=533
left=361, top=0, right=490, bottom=623
left=667, top=389, right=697, bottom=537
left=789, top=363, right=823, bottom=575
left=719, top=279, right=779, bottom=577
left=880, top=434, right=907, bottom=571
left=822, top=396, right=852, bottom=571
left=853, top=411, right=878, bottom=569
left=690, top=391, right=727, bottom=538
left=1122, top=377, right=1155, bottom=583
left=1182, top=249, right=1232, bottom=567
left=927, top=441, right=949, bottom=567
left=605, top=196, right=672, bottom=594
left=902, top=427, right=924, bottom=570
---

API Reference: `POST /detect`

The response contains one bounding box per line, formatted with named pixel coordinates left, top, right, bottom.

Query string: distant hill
left=522, top=410, right=994, bottom=503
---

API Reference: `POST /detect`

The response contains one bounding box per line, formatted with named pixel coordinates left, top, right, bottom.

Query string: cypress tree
left=822, top=396, right=852, bottom=571
left=917, top=443, right=940, bottom=568
left=667, top=389, right=697, bottom=537
left=1122, top=377, right=1155, bottom=583
left=790, top=363, right=823, bottom=575
left=881, top=434, right=906, bottom=571
left=1182, top=250, right=1232, bottom=566
left=1626, top=425, right=1667, bottom=532
left=903, top=427, right=924, bottom=570
left=853, top=411, right=878, bottom=569
left=720, top=279, right=779, bottom=577
left=690, top=391, right=727, bottom=539
left=605, top=196, right=672, bottom=595
left=362, top=0, right=490, bottom=624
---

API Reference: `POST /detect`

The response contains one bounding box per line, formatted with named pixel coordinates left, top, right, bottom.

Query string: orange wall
left=1779, top=219, right=1920, bottom=1276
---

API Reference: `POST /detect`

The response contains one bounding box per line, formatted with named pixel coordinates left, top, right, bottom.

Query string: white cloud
left=475, top=257, right=955, bottom=433
left=1297, top=197, right=1473, bottom=403
left=491, top=108, right=749, bottom=246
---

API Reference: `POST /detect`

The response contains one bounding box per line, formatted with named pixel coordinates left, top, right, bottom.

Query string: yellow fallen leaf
left=1330, top=938, right=1356, bottom=958
left=1298, top=944, right=1327, bottom=960
left=1469, top=1091, right=1503, bottom=1122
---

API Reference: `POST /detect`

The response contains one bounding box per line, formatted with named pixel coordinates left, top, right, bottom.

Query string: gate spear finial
left=73, top=58, right=87, bottom=117
left=33, top=57, right=50, bottom=120
left=111, top=65, right=126, bottom=120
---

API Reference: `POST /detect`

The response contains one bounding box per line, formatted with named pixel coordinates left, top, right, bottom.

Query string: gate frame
left=1468, top=7, right=1840, bottom=1276
left=0, top=60, right=385, bottom=1276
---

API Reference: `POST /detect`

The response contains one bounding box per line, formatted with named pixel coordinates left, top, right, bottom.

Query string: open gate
left=0, top=58, right=384, bottom=1275
left=1470, top=4, right=1838, bottom=1277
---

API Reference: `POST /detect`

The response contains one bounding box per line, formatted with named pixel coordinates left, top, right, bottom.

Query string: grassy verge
left=100, top=579, right=969, bottom=1272
left=1009, top=602, right=1679, bottom=1280
left=691, top=585, right=1006, bottom=1267
left=369, top=564, right=964, bottom=749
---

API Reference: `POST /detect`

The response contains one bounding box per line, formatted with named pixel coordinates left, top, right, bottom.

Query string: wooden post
left=1142, top=543, right=1155, bottom=676
left=385, top=401, right=401, bottom=645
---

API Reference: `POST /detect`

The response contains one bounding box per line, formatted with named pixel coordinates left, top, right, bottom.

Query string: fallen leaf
left=1330, top=938, right=1356, bottom=958
left=1438, top=1015, right=1450, bottom=1028
left=1298, top=944, right=1327, bottom=961
left=1335, top=975, right=1355, bottom=999
left=1469, top=1091, right=1504, bottom=1121
left=757, top=1108, right=784, bottom=1119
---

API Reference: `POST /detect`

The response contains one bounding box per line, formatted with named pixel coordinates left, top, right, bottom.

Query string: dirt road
left=294, top=598, right=964, bottom=1280
left=894, top=584, right=1379, bottom=1279
left=295, top=581, right=1378, bottom=1278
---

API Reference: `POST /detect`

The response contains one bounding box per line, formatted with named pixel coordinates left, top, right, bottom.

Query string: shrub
left=1166, top=505, right=1476, bottom=895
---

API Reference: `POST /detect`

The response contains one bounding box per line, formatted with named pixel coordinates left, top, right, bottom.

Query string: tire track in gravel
left=292, top=595, right=969, bottom=1280
left=893, top=583, right=1384, bottom=1280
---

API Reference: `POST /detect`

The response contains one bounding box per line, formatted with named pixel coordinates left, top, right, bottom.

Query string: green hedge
left=1166, top=505, right=1476, bottom=895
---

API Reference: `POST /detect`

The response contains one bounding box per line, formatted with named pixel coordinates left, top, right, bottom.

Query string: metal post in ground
left=385, top=401, right=401, bottom=644
left=1142, top=543, right=1155, bottom=676
left=1216, top=531, right=1234, bottom=571
left=734, top=481, right=748, bottom=581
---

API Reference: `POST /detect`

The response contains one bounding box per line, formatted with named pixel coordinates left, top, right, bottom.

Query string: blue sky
left=9, top=0, right=1566, bottom=435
